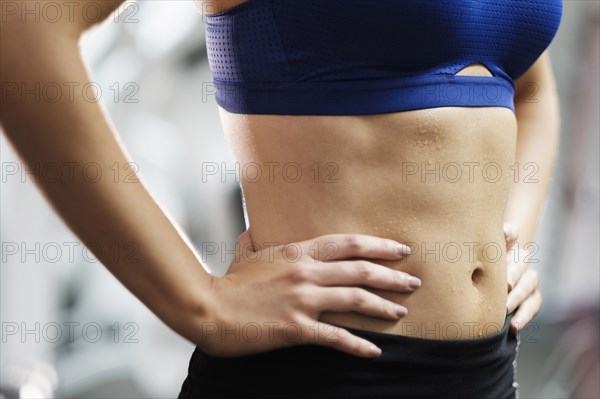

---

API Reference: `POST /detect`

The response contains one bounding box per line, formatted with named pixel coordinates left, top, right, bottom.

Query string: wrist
left=185, top=272, right=219, bottom=322
left=163, top=273, right=220, bottom=347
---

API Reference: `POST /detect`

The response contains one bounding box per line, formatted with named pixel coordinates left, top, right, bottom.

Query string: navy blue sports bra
left=204, top=0, right=562, bottom=115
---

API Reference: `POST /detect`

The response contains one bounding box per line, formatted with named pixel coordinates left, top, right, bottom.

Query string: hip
left=178, top=312, right=520, bottom=399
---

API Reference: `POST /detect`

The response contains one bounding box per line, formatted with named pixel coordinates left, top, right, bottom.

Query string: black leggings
left=178, top=312, right=520, bottom=399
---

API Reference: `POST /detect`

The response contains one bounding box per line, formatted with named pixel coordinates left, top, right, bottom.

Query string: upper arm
left=1, top=0, right=128, bottom=83
left=513, top=50, right=560, bottom=118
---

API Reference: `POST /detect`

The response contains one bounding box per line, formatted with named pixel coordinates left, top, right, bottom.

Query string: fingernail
left=369, top=345, right=382, bottom=356
left=397, top=244, right=411, bottom=255
left=396, top=305, right=408, bottom=317
left=510, top=321, right=520, bottom=331
left=408, top=276, right=422, bottom=288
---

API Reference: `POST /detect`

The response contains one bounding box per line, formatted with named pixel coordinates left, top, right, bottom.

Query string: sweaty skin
left=199, top=0, right=560, bottom=339
left=0, top=0, right=556, bottom=357
left=220, top=63, right=517, bottom=339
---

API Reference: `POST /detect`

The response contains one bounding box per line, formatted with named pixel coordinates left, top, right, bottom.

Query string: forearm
left=1, top=28, right=214, bottom=344
left=505, top=58, right=561, bottom=252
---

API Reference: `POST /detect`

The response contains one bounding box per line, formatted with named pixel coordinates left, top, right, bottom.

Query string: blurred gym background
left=1, top=1, right=598, bottom=398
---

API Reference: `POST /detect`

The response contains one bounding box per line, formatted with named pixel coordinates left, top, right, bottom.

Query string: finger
left=298, top=233, right=411, bottom=262
left=507, top=256, right=529, bottom=291
left=503, top=222, right=519, bottom=250
left=311, top=286, right=407, bottom=320
left=506, top=269, right=539, bottom=314
left=509, top=290, right=542, bottom=333
left=307, top=320, right=382, bottom=358
left=314, top=260, right=421, bottom=292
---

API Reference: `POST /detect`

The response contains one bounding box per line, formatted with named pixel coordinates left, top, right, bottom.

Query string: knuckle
left=344, top=234, right=361, bottom=251
left=296, top=326, right=313, bottom=345
left=285, top=311, right=305, bottom=326
left=394, top=271, right=409, bottom=285
left=355, top=261, right=373, bottom=280
left=287, top=265, right=313, bottom=283
left=349, top=339, right=362, bottom=353
left=350, top=288, right=367, bottom=307
left=285, top=285, right=309, bottom=307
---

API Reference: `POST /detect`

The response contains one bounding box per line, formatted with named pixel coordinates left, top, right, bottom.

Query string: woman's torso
left=198, top=0, right=558, bottom=339
left=219, top=67, right=517, bottom=339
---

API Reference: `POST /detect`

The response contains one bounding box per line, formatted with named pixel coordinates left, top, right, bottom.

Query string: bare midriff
left=218, top=64, right=517, bottom=339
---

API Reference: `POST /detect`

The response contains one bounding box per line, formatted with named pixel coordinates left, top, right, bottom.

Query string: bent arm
left=1, top=0, right=215, bottom=343
left=505, top=50, right=561, bottom=253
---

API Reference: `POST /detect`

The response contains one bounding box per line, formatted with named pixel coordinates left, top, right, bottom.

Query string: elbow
left=0, top=1, right=125, bottom=47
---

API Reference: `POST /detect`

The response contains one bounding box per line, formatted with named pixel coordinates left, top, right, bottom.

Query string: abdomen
left=220, top=105, right=517, bottom=338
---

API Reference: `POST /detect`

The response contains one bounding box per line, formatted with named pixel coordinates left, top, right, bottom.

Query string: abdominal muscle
left=218, top=65, right=518, bottom=339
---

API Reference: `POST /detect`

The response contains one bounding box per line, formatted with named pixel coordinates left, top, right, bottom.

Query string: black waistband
left=345, top=311, right=516, bottom=359
left=179, top=313, right=520, bottom=399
